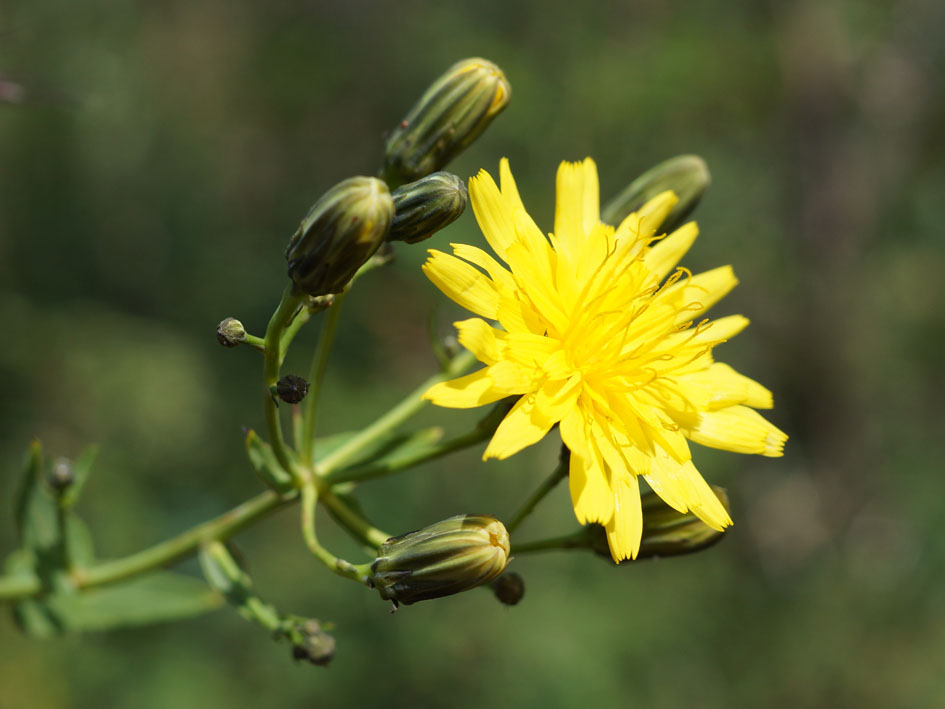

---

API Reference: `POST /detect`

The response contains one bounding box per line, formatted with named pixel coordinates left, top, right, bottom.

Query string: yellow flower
left=422, top=158, right=787, bottom=562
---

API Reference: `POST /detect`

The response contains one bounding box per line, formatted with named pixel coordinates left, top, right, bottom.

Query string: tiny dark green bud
left=383, top=58, right=511, bottom=186
left=590, top=486, right=730, bottom=561
left=285, top=177, right=394, bottom=296
left=48, top=457, right=74, bottom=491
left=370, top=514, right=510, bottom=606
left=490, top=571, right=525, bottom=606
left=275, top=374, right=309, bottom=404
left=388, top=172, right=467, bottom=244
left=601, top=155, right=711, bottom=233
left=216, top=317, right=246, bottom=347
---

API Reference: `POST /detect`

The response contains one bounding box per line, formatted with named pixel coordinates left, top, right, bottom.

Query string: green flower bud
left=370, top=514, right=510, bottom=606
left=383, top=58, right=511, bottom=186
left=600, top=155, right=711, bottom=233
left=216, top=317, right=246, bottom=347
left=285, top=177, right=394, bottom=296
left=590, top=486, right=730, bottom=560
left=388, top=172, right=467, bottom=244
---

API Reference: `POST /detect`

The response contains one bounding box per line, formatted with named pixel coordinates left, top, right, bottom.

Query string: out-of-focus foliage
left=2, top=0, right=944, bottom=707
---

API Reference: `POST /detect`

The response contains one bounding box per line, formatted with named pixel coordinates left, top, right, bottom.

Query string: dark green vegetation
left=2, top=1, right=944, bottom=706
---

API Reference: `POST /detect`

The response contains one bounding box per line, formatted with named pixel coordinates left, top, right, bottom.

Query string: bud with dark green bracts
left=601, top=155, right=711, bottom=233
left=388, top=172, right=467, bottom=244
left=285, top=177, right=394, bottom=296
left=370, top=514, right=510, bottom=607
left=216, top=317, right=246, bottom=347
left=383, top=58, right=511, bottom=186
left=590, top=486, right=731, bottom=561
left=275, top=374, right=309, bottom=404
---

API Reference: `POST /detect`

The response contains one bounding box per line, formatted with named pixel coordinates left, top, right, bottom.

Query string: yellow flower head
left=422, top=158, right=786, bottom=562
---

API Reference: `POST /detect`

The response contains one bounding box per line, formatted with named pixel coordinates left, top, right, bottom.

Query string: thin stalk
left=242, top=333, right=267, bottom=352
left=77, top=490, right=291, bottom=590
left=325, top=427, right=490, bottom=484
left=300, top=483, right=372, bottom=583
left=301, top=292, right=346, bottom=465
left=279, top=309, right=312, bottom=365
left=263, top=286, right=305, bottom=478
left=510, top=530, right=590, bottom=555
left=506, top=457, right=569, bottom=534
left=318, top=486, right=390, bottom=549
left=315, top=349, right=477, bottom=475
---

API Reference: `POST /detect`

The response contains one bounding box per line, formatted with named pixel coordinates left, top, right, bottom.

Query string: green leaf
left=244, top=429, right=294, bottom=493
left=26, top=572, right=222, bottom=636
left=323, top=427, right=444, bottom=481
left=59, top=445, right=99, bottom=509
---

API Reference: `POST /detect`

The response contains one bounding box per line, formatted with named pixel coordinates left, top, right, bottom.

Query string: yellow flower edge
left=422, top=157, right=786, bottom=562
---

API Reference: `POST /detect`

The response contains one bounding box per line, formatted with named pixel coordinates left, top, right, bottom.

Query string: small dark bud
left=48, top=457, right=74, bottom=491
left=388, top=172, right=467, bottom=244
left=292, top=620, right=335, bottom=667
left=490, top=571, right=525, bottom=606
left=276, top=375, right=310, bottom=404
left=216, top=318, right=246, bottom=347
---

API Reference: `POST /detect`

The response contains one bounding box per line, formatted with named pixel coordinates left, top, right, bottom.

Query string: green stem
left=279, top=309, right=311, bottom=366
left=300, top=483, right=373, bottom=583
left=506, top=457, right=569, bottom=534
left=325, top=427, right=490, bottom=484
left=242, top=333, right=267, bottom=352
left=0, top=573, right=42, bottom=602
left=319, top=486, right=390, bottom=549
left=315, top=349, right=477, bottom=476
left=263, top=286, right=305, bottom=478
left=301, top=292, right=346, bottom=465
left=510, top=530, right=590, bottom=555
left=77, top=490, right=291, bottom=590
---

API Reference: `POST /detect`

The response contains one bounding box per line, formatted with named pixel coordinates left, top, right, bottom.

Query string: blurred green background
left=2, top=0, right=944, bottom=707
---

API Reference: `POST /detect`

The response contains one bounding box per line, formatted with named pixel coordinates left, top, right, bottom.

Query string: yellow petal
left=483, top=381, right=570, bottom=460
left=554, top=158, right=599, bottom=260
left=450, top=243, right=516, bottom=293
left=454, top=318, right=505, bottom=365
left=676, top=460, right=733, bottom=530
left=567, top=447, right=614, bottom=526
left=642, top=221, right=699, bottom=281
left=469, top=169, right=516, bottom=261
left=684, top=405, right=787, bottom=457
left=675, top=362, right=774, bottom=411
left=605, top=473, right=643, bottom=561
left=659, top=265, right=739, bottom=323
left=423, top=368, right=508, bottom=408
left=423, top=250, right=500, bottom=319
left=635, top=190, right=678, bottom=235
left=643, top=446, right=732, bottom=530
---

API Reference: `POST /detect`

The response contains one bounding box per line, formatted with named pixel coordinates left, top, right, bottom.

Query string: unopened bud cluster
left=370, top=514, right=510, bottom=606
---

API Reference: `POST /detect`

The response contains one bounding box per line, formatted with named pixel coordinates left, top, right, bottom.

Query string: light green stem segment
left=315, top=348, right=477, bottom=476
left=506, top=456, right=569, bottom=534
left=79, top=490, right=290, bottom=591
left=300, top=483, right=374, bottom=583
left=510, top=530, right=590, bottom=555
left=325, top=427, right=490, bottom=484
left=201, top=541, right=282, bottom=630
left=301, top=291, right=347, bottom=466
left=263, top=286, right=306, bottom=479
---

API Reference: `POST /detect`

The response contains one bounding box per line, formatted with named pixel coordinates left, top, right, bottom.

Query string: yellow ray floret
left=422, top=158, right=787, bottom=563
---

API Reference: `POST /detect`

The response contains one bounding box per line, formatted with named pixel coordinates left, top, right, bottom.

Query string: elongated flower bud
left=370, top=514, right=510, bottom=606
left=590, top=486, right=730, bottom=560
left=601, top=155, right=711, bottom=233
left=383, top=58, right=510, bottom=186
left=285, top=177, right=394, bottom=296
left=388, top=172, right=467, bottom=244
